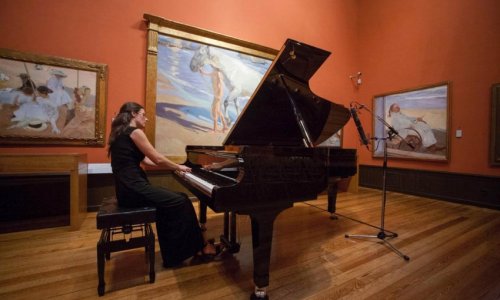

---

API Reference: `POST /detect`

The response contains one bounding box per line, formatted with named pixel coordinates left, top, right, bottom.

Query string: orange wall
left=356, top=0, right=500, bottom=176
left=1, top=0, right=499, bottom=177
left=0, top=0, right=358, bottom=161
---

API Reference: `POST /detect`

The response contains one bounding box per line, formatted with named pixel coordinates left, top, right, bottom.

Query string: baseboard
left=359, top=165, right=500, bottom=210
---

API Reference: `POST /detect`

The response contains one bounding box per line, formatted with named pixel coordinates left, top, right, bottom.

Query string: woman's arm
left=141, top=156, right=158, bottom=167
left=130, top=129, right=191, bottom=172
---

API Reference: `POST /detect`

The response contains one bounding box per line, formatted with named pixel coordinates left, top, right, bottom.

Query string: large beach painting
left=0, top=49, right=107, bottom=146
left=144, top=14, right=278, bottom=161
left=372, top=82, right=450, bottom=162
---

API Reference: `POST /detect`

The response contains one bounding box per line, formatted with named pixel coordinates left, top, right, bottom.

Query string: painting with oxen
left=0, top=48, right=107, bottom=146
left=144, top=14, right=278, bottom=160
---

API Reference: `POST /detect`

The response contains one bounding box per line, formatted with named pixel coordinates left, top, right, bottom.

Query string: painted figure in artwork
left=388, top=103, right=444, bottom=152
left=190, top=45, right=262, bottom=124
left=198, top=66, right=228, bottom=133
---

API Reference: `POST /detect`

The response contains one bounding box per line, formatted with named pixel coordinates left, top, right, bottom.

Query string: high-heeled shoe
left=194, top=240, right=224, bottom=262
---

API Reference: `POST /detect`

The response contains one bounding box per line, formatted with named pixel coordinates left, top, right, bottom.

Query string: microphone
left=350, top=106, right=369, bottom=149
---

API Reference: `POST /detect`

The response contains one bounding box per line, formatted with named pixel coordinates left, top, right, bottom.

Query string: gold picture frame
left=372, top=82, right=451, bottom=162
left=143, top=13, right=278, bottom=162
left=0, top=48, right=107, bottom=146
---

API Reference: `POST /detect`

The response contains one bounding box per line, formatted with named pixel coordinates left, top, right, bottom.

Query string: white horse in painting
left=190, top=45, right=263, bottom=124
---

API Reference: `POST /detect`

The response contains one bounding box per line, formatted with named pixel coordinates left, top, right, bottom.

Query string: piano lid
left=223, top=39, right=350, bottom=147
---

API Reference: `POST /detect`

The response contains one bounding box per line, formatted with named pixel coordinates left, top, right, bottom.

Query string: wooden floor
left=1, top=188, right=500, bottom=300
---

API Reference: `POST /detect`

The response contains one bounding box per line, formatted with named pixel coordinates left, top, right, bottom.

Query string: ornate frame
left=0, top=48, right=107, bottom=146
left=143, top=14, right=277, bottom=161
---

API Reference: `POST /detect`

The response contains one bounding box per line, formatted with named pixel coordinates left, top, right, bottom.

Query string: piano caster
left=98, top=284, right=104, bottom=296
left=250, top=286, right=269, bottom=300
left=199, top=223, right=207, bottom=232
left=329, top=213, right=338, bottom=220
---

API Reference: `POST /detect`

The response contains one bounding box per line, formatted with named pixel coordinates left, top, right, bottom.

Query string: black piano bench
left=96, top=196, right=157, bottom=296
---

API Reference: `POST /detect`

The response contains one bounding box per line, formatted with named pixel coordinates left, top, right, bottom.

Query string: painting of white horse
left=153, top=35, right=272, bottom=156
left=189, top=45, right=266, bottom=124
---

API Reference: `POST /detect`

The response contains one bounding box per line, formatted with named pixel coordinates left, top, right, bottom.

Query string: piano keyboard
left=175, top=171, right=215, bottom=196
left=175, top=167, right=239, bottom=197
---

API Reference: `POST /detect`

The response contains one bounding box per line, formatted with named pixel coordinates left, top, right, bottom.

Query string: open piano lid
left=223, top=39, right=351, bottom=147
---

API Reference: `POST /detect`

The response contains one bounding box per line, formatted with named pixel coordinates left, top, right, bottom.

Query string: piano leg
left=198, top=201, right=207, bottom=231
left=223, top=212, right=229, bottom=238
left=221, top=212, right=240, bottom=253
left=327, top=178, right=339, bottom=220
left=249, top=208, right=284, bottom=300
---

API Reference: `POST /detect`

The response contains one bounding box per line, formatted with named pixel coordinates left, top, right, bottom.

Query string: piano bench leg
left=97, top=229, right=107, bottom=296
left=147, top=224, right=156, bottom=283
left=95, top=224, right=155, bottom=295
left=105, top=229, right=111, bottom=260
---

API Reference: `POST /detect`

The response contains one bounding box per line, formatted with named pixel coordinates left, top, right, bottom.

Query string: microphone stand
left=345, top=103, right=410, bottom=261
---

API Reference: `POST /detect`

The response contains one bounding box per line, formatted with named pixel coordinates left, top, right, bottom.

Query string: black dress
left=110, top=126, right=204, bottom=266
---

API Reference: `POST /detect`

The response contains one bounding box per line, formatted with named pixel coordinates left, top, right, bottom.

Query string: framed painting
left=144, top=14, right=278, bottom=162
left=318, top=129, right=343, bottom=147
left=372, top=82, right=450, bottom=162
left=0, top=48, right=107, bottom=146
left=491, top=83, right=500, bottom=166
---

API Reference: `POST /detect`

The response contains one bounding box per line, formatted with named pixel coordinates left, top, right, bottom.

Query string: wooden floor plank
left=1, top=188, right=499, bottom=299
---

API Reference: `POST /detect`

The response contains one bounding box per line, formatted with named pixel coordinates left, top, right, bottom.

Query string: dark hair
left=37, top=86, right=53, bottom=94
left=107, top=102, right=143, bottom=157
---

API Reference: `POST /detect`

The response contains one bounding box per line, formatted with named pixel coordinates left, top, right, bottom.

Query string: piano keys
left=173, top=39, right=357, bottom=299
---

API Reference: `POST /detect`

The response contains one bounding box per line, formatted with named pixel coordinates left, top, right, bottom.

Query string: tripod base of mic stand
left=345, top=231, right=410, bottom=261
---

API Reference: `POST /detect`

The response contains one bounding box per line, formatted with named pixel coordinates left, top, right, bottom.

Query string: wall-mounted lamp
left=350, top=72, right=362, bottom=88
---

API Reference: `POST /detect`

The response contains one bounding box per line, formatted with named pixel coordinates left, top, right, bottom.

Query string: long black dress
left=110, top=126, right=204, bottom=267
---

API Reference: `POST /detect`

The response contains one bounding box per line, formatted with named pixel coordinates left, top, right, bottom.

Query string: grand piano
left=174, top=39, right=357, bottom=299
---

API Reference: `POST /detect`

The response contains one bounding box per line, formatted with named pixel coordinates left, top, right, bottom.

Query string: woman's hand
left=178, top=164, right=192, bottom=173
left=202, top=163, right=219, bottom=170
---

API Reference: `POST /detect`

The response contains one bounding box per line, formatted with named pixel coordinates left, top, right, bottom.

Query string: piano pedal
left=220, top=235, right=240, bottom=254
left=122, top=224, right=133, bottom=234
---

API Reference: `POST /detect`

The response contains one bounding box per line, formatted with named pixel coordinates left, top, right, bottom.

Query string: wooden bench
left=96, top=197, right=156, bottom=296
